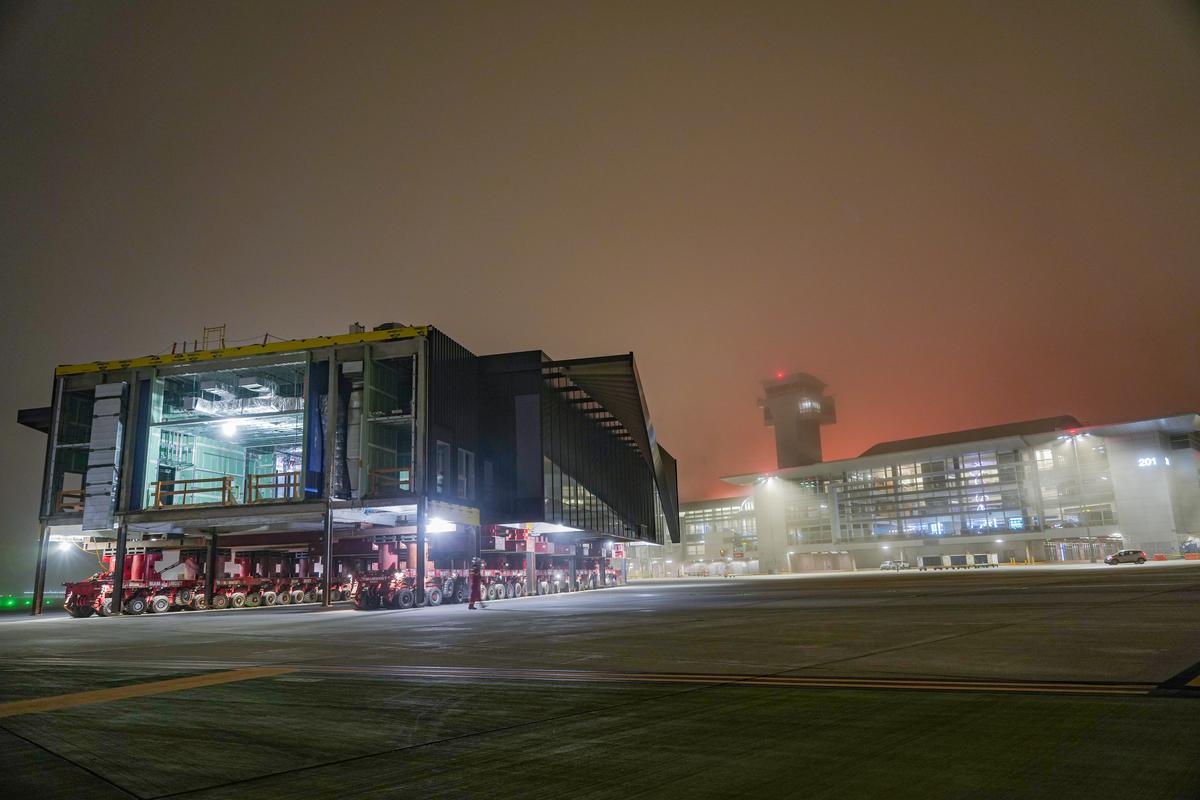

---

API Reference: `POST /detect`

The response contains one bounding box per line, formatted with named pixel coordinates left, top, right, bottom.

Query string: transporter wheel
left=192, top=594, right=208, bottom=610
left=538, top=581, right=550, bottom=595
left=149, top=596, right=171, bottom=614
left=426, top=587, right=443, bottom=606
left=491, top=583, right=505, bottom=601
left=175, top=589, right=193, bottom=605
left=66, top=603, right=94, bottom=618
left=262, top=591, right=277, bottom=606
left=397, top=588, right=415, bottom=609
left=125, top=597, right=147, bottom=615
left=276, top=590, right=292, bottom=605
left=245, top=592, right=262, bottom=607
left=455, top=582, right=471, bottom=604
left=291, top=590, right=306, bottom=605
left=98, top=599, right=113, bottom=616
left=442, top=579, right=457, bottom=603
left=514, top=582, right=525, bottom=598
left=302, top=590, right=316, bottom=603
left=229, top=592, right=247, bottom=608
left=211, top=593, right=229, bottom=610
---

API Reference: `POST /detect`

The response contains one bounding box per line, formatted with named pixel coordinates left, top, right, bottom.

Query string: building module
left=17, top=324, right=679, bottom=616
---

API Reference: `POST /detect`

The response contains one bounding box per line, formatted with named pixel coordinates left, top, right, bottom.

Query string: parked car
left=1104, top=549, right=1147, bottom=565
left=879, top=560, right=910, bottom=571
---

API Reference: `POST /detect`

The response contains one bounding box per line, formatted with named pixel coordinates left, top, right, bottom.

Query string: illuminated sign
left=1137, top=457, right=1171, bottom=468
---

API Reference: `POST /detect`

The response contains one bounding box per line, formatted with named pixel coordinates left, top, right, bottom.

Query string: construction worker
left=468, top=558, right=486, bottom=609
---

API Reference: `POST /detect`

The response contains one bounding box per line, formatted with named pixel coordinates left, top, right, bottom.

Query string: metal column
left=322, top=355, right=339, bottom=606
left=525, top=547, right=536, bottom=597
left=31, top=526, right=49, bottom=615
left=111, top=522, right=128, bottom=615
left=415, top=497, right=427, bottom=605
left=569, top=550, right=578, bottom=591
left=205, top=532, right=218, bottom=607
left=322, top=507, right=334, bottom=606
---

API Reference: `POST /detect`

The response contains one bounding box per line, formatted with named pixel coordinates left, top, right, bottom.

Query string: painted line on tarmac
left=0, top=666, right=295, bottom=719
left=289, top=664, right=1155, bottom=697
left=1151, top=658, right=1200, bottom=697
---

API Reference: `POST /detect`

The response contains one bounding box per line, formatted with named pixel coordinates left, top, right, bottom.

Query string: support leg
left=111, top=522, right=128, bottom=615
left=205, top=532, right=218, bottom=608
left=525, top=548, right=536, bottom=597
left=322, top=508, right=333, bottom=607
left=32, top=526, right=49, bottom=615
left=415, top=497, right=426, bottom=605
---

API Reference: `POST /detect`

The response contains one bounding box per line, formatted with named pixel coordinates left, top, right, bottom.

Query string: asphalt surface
left=3, top=561, right=1200, bottom=799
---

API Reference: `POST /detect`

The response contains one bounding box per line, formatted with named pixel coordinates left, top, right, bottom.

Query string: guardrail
left=55, top=489, right=85, bottom=513
left=369, top=467, right=411, bottom=495
left=246, top=471, right=301, bottom=503
left=152, top=476, right=236, bottom=508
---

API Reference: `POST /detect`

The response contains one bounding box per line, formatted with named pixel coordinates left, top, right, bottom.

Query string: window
left=457, top=449, right=475, bottom=499
left=142, top=361, right=306, bottom=508
left=435, top=441, right=450, bottom=494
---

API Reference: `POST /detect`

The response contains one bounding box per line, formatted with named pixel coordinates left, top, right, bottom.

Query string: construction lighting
left=220, top=420, right=239, bottom=438
left=58, top=541, right=72, bottom=552
left=426, top=517, right=455, bottom=533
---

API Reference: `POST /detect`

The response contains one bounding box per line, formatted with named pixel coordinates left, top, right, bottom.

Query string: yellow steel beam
left=54, top=326, right=430, bottom=376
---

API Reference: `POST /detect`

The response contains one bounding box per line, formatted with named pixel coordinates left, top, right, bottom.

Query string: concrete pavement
left=2, top=562, right=1199, bottom=798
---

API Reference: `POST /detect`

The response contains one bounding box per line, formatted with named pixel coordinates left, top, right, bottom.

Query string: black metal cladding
left=541, top=369, right=660, bottom=542
left=425, top=328, right=480, bottom=500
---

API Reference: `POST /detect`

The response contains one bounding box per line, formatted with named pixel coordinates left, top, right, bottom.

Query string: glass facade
left=141, top=361, right=306, bottom=508
left=48, top=384, right=96, bottom=515
left=777, top=437, right=1118, bottom=546
left=540, top=368, right=664, bottom=542
left=680, top=498, right=757, bottom=559
left=360, top=353, right=415, bottom=497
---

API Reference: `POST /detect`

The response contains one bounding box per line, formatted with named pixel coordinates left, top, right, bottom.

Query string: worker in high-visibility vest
left=468, top=558, right=486, bottom=609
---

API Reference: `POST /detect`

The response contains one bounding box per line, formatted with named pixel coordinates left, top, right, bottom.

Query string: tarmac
left=2, top=560, right=1199, bottom=798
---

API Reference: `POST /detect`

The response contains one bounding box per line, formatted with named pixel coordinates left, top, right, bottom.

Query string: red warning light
left=775, top=371, right=785, bottom=380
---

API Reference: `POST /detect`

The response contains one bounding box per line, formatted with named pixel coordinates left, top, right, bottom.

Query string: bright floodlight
left=220, top=420, right=239, bottom=438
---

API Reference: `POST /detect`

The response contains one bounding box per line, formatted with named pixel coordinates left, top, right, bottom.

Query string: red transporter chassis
left=348, top=565, right=625, bottom=610
left=62, top=573, right=352, bottom=618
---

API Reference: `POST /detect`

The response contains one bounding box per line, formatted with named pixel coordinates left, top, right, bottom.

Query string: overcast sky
left=2, top=1, right=1198, bottom=593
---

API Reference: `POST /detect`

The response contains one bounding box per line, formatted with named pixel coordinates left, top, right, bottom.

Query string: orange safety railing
left=369, top=467, right=412, bottom=495
left=56, top=489, right=85, bottom=513
left=152, top=476, right=236, bottom=508
left=247, top=471, right=301, bottom=503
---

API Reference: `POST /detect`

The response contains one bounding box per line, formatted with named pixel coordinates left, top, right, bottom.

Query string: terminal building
left=673, top=372, right=1200, bottom=575
left=17, top=324, right=679, bottom=614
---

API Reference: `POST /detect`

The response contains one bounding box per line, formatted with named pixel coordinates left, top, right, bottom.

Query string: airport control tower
left=758, top=372, right=836, bottom=468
